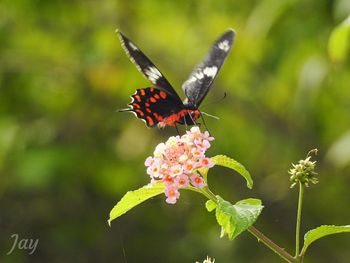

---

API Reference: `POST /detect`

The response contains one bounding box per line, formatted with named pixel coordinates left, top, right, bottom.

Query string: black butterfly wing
left=117, top=30, right=183, bottom=103
left=182, top=29, right=235, bottom=108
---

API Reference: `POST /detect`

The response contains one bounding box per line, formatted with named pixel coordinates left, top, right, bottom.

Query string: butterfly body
left=118, top=29, right=235, bottom=128
left=126, top=87, right=200, bottom=127
left=159, top=109, right=200, bottom=128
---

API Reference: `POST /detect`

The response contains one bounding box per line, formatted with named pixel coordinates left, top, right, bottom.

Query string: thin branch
left=248, top=226, right=295, bottom=263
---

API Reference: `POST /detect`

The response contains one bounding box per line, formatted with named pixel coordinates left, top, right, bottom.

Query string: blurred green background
left=1, top=0, right=350, bottom=262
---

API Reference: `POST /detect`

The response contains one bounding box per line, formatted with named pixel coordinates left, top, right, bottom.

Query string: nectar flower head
left=145, top=127, right=214, bottom=204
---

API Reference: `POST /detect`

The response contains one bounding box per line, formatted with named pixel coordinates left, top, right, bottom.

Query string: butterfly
left=118, top=29, right=235, bottom=128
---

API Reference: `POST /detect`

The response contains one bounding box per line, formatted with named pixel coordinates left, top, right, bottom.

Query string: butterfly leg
left=182, top=116, right=188, bottom=131
left=188, top=113, right=198, bottom=127
left=200, top=113, right=211, bottom=134
left=175, top=124, right=180, bottom=135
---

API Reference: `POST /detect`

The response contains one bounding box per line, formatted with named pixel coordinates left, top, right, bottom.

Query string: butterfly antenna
left=200, top=92, right=227, bottom=109
left=201, top=111, right=220, bottom=120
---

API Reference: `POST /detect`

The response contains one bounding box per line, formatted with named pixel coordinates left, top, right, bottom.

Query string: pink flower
left=203, top=131, right=215, bottom=141
left=165, top=186, right=180, bottom=204
left=175, top=174, right=190, bottom=188
left=170, top=164, right=183, bottom=176
left=183, top=160, right=195, bottom=174
left=188, top=126, right=201, bottom=137
left=191, top=147, right=204, bottom=158
left=190, top=173, right=206, bottom=188
left=148, top=165, right=161, bottom=178
left=144, top=156, right=154, bottom=166
left=194, top=138, right=211, bottom=151
left=154, top=143, right=166, bottom=157
left=163, top=174, right=175, bottom=185
left=178, top=154, right=188, bottom=163
left=146, top=159, right=162, bottom=178
left=144, top=127, right=214, bottom=203
left=197, top=157, right=214, bottom=168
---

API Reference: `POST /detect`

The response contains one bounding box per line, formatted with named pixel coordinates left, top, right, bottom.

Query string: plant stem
left=203, top=187, right=217, bottom=202
left=295, top=182, right=304, bottom=260
left=248, top=226, right=295, bottom=263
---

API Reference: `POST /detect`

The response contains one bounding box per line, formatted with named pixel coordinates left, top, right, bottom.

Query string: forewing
left=182, top=29, right=235, bottom=107
left=117, top=30, right=182, bottom=102
left=122, top=87, right=184, bottom=127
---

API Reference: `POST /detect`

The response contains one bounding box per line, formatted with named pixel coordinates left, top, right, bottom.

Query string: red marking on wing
left=134, top=109, right=144, bottom=116
left=153, top=112, right=163, bottom=122
left=132, top=103, right=140, bottom=108
left=159, top=91, right=167, bottom=99
left=146, top=116, right=155, bottom=126
left=125, top=87, right=189, bottom=128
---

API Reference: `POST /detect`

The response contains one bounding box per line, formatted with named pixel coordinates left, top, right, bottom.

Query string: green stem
left=295, top=183, right=305, bottom=260
left=248, top=226, right=295, bottom=263
left=186, top=186, right=214, bottom=201
left=198, top=187, right=295, bottom=262
left=202, top=187, right=217, bottom=202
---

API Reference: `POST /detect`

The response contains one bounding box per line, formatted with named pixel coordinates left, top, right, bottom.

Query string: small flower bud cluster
left=145, top=127, right=214, bottom=204
left=289, top=156, right=318, bottom=188
left=196, top=256, right=215, bottom=263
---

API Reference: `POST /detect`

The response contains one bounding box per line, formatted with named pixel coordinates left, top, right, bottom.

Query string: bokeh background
left=1, top=0, right=350, bottom=262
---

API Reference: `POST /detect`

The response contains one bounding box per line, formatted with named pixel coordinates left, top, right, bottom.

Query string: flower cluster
left=289, top=154, right=318, bottom=188
left=145, top=127, right=215, bottom=204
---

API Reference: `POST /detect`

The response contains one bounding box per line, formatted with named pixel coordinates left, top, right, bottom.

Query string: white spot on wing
left=194, top=72, right=204, bottom=79
left=218, top=40, right=230, bottom=52
left=203, top=66, right=218, bottom=78
left=145, top=66, right=162, bottom=84
left=184, top=71, right=204, bottom=86
left=128, top=42, right=138, bottom=51
left=187, top=76, right=196, bottom=83
left=118, top=33, right=143, bottom=72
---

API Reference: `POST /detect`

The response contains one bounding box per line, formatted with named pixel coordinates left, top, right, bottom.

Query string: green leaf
left=205, top=200, right=217, bottom=212
left=301, top=225, right=350, bottom=255
left=328, top=14, right=350, bottom=63
left=236, top=198, right=263, bottom=206
left=108, top=182, right=165, bottom=226
left=211, top=155, right=253, bottom=189
left=209, top=196, right=263, bottom=240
